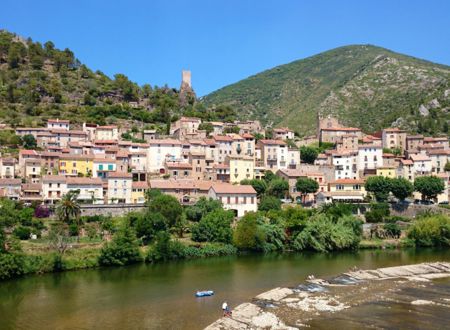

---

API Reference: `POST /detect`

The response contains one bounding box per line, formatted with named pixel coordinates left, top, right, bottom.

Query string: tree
left=22, top=134, right=37, bottom=149
left=56, top=191, right=81, bottom=224
left=300, top=146, right=318, bottom=164
left=263, top=170, right=276, bottom=183
left=259, top=195, right=282, bottom=212
left=198, top=122, right=214, bottom=135
left=365, top=176, right=392, bottom=202
left=445, top=161, right=450, bottom=172
left=390, top=177, right=413, bottom=201
left=191, top=209, right=233, bottom=243
left=295, top=178, right=319, bottom=203
left=414, top=176, right=445, bottom=201
left=266, top=178, right=289, bottom=198
left=232, top=212, right=266, bottom=251
left=135, top=212, right=167, bottom=244
left=148, top=194, right=183, bottom=228
left=185, top=197, right=222, bottom=221
left=98, top=225, right=142, bottom=266
left=240, top=179, right=267, bottom=197
left=48, top=224, right=71, bottom=255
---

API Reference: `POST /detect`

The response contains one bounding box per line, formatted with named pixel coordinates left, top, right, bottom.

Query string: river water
left=0, top=249, right=448, bottom=329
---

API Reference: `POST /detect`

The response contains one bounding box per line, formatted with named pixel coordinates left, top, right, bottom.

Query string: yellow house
left=327, top=179, right=366, bottom=202
left=376, top=166, right=397, bottom=179
left=227, top=155, right=254, bottom=183
left=59, top=155, right=94, bottom=177
left=131, top=181, right=149, bottom=204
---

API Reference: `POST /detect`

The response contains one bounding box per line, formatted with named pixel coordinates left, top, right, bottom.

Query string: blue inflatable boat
left=195, top=290, right=214, bottom=297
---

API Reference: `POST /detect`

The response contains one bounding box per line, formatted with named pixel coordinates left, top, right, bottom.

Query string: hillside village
left=0, top=105, right=449, bottom=216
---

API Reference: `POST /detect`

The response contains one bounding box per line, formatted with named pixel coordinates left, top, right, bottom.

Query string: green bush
left=182, top=243, right=237, bottom=259
left=13, top=226, right=32, bottom=240
left=365, top=203, right=390, bottom=223
left=98, top=226, right=142, bottom=266
left=0, top=253, right=25, bottom=280
left=407, top=215, right=450, bottom=247
left=233, top=212, right=266, bottom=251
left=146, top=231, right=185, bottom=262
left=259, top=195, right=282, bottom=212
left=191, top=209, right=233, bottom=243
left=383, top=223, right=401, bottom=238
left=292, top=215, right=362, bottom=252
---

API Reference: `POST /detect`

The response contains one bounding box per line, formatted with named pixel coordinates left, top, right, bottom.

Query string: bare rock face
left=419, top=104, right=429, bottom=116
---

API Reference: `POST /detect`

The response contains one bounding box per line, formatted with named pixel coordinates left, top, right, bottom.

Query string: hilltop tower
left=179, top=69, right=196, bottom=106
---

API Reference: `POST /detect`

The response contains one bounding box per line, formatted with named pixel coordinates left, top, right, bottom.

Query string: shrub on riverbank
left=98, top=225, right=142, bottom=266
left=407, top=215, right=450, bottom=247
left=292, top=215, right=362, bottom=252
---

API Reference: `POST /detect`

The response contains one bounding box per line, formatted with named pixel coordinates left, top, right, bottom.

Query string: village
left=0, top=109, right=448, bottom=216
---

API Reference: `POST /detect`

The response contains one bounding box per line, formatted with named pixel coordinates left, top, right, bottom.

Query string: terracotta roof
left=21, top=183, right=42, bottom=191
left=132, top=181, right=149, bottom=189
left=48, top=119, right=69, bottom=123
left=410, top=154, right=431, bottom=162
left=148, top=139, right=182, bottom=146
left=149, top=179, right=213, bottom=191
left=242, top=133, right=254, bottom=139
left=94, top=140, right=118, bottom=144
left=67, top=177, right=103, bottom=185
left=400, top=159, right=413, bottom=165
left=383, top=127, right=405, bottom=133
left=358, top=144, right=382, bottom=149
left=259, top=139, right=287, bottom=145
left=42, top=175, right=67, bottom=183
left=210, top=183, right=256, bottom=195
left=213, top=164, right=230, bottom=169
left=406, top=135, right=424, bottom=139
left=166, top=162, right=192, bottom=169
left=330, top=179, right=365, bottom=184
left=107, top=172, right=133, bottom=178
left=427, top=149, right=450, bottom=155
left=383, top=153, right=395, bottom=158
left=97, top=125, right=118, bottom=129
left=60, top=154, right=94, bottom=160
left=20, top=150, right=39, bottom=156
left=213, top=135, right=233, bottom=142
left=50, top=129, right=86, bottom=135
left=321, top=127, right=361, bottom=132
left=0, top=178, right=21, bottom=185
left=203, top=138, right=216, bottom=146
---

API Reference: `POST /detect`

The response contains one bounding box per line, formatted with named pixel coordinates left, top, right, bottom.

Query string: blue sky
left=1, top=0, right=449, bottom=96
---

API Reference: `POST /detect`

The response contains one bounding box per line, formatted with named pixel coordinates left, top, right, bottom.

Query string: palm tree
left=56, top=190, right=81, bottom=223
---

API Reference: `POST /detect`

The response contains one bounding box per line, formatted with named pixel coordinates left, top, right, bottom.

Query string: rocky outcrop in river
left=205, top=262, right=450, bottom=329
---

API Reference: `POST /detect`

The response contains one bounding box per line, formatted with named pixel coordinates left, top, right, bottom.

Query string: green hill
left=0, top=30, right=193, bottom=129
left=202, top=45, right=450, bottom=135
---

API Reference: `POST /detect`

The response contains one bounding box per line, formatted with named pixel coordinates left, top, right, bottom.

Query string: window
left=227, top=196, right=230, bottom=204
left=108, top=164, right=113, bottom=170
left=336, top=184, right=344, bottom=190
left=99, top=165, right=103, bottom=170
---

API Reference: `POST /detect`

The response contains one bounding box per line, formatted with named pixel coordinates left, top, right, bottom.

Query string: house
left=188, top=151, right=208, bottom=181
left=95, top=125, right=119, bottom=141
left=214, top=164, right=230, bottom=182
left=18, top=150, right=40, bottom=175
left=42, top=175, right=67, bottom=204
left=170, top=117, right=202, bottom=140
left=0, top=178, right=22, bottom=200
left=129, top=151, right=147, bottom=172
left=20, top=183, right=43, bottom=204
left=287, top=148, right=301, bottom=169
left=277, top=168, right=326, bottom=203
left=147, top=139, right=183, bottom=173
left=357, top=145, right=383, bottom=172
left=0, top=158, right=16, bottom=178
left=227, top=155, right=254, bottom=183
left=59, top=154, right=94, bottom=177
left=213, top=135, right=234, bottom=164
left=324, top=179, right=366, bottom=203
left=208, top=183, right=257, bottom=217
left=165, top=162, right=192, bottom=179
left=273, top=127, right=295, bottom=140
left=47, top=119, right=69, bottom=131
left=49, top=129, right=88, bottom=147
left=257, top=139, right=288, bottom=170
left=427, top=149, right=450, bottom=174
left=410, top=154, right=432, bottom=175
left=143, top=130, right=158, bottom=142
left=106, top=172, right=133, bottom=204
left=318, top=116, right=362, bottom=143
left=332, top=151, right=358, bottom=180
left=406, top=135, right=424, bottom=154
left=131, top=181, right=149, bottom=204
left=149, top=179, right=213, bottom=204
left=24, top=159, right=42, bottom=183
left=236, top=120, right=263, bottom=135
left=67, top=177, right=104, bottom=204
left=376, top=166, right=397, bottom=178
left=336, top=134, right=359, bottom=152
left=382, top=128, right=407, bottom=153
left=397, top=159, right=414, bottom=182
left=92, top=157, right=117, bottom=178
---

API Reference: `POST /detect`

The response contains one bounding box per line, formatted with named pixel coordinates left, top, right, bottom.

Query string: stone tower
left=181, top=70, right=192, bottom=89
left=179, top=70, right=196, bottom=106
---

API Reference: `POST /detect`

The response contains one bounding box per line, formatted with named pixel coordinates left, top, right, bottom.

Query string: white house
left=106, top=172, right=133, bottom=204
left=66, top=177, right=104, bottom=204
left=147, top=139, right=183, bottom=173
left=208, top=183, right=257, bottom=217
left=410, top=154, right=432, bottom=175
left=47, top=119, right=70, bottom=131
left=42, top=175, right=67, bottom=204
left=357, top=144, right=383, bottom=171
left=332, top=151, right=358, bottom=180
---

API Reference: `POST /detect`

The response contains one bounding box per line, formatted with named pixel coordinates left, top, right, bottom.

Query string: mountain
left=202, top=45, right=450, bottom=136
left=0, top=30, right=190, bottom=129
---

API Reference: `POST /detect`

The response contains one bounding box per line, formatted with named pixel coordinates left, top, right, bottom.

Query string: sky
left=1, top=0, right=450, bottom=96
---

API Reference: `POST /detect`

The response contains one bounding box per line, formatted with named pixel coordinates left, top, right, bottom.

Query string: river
left=0, top=249, right=449, bottom=329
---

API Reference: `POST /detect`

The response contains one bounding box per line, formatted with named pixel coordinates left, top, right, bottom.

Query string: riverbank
left=205, top=262, right=450, bottom=329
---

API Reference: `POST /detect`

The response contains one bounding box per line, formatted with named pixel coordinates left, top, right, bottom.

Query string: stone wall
left=80, top=204, right=146, bottom=217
